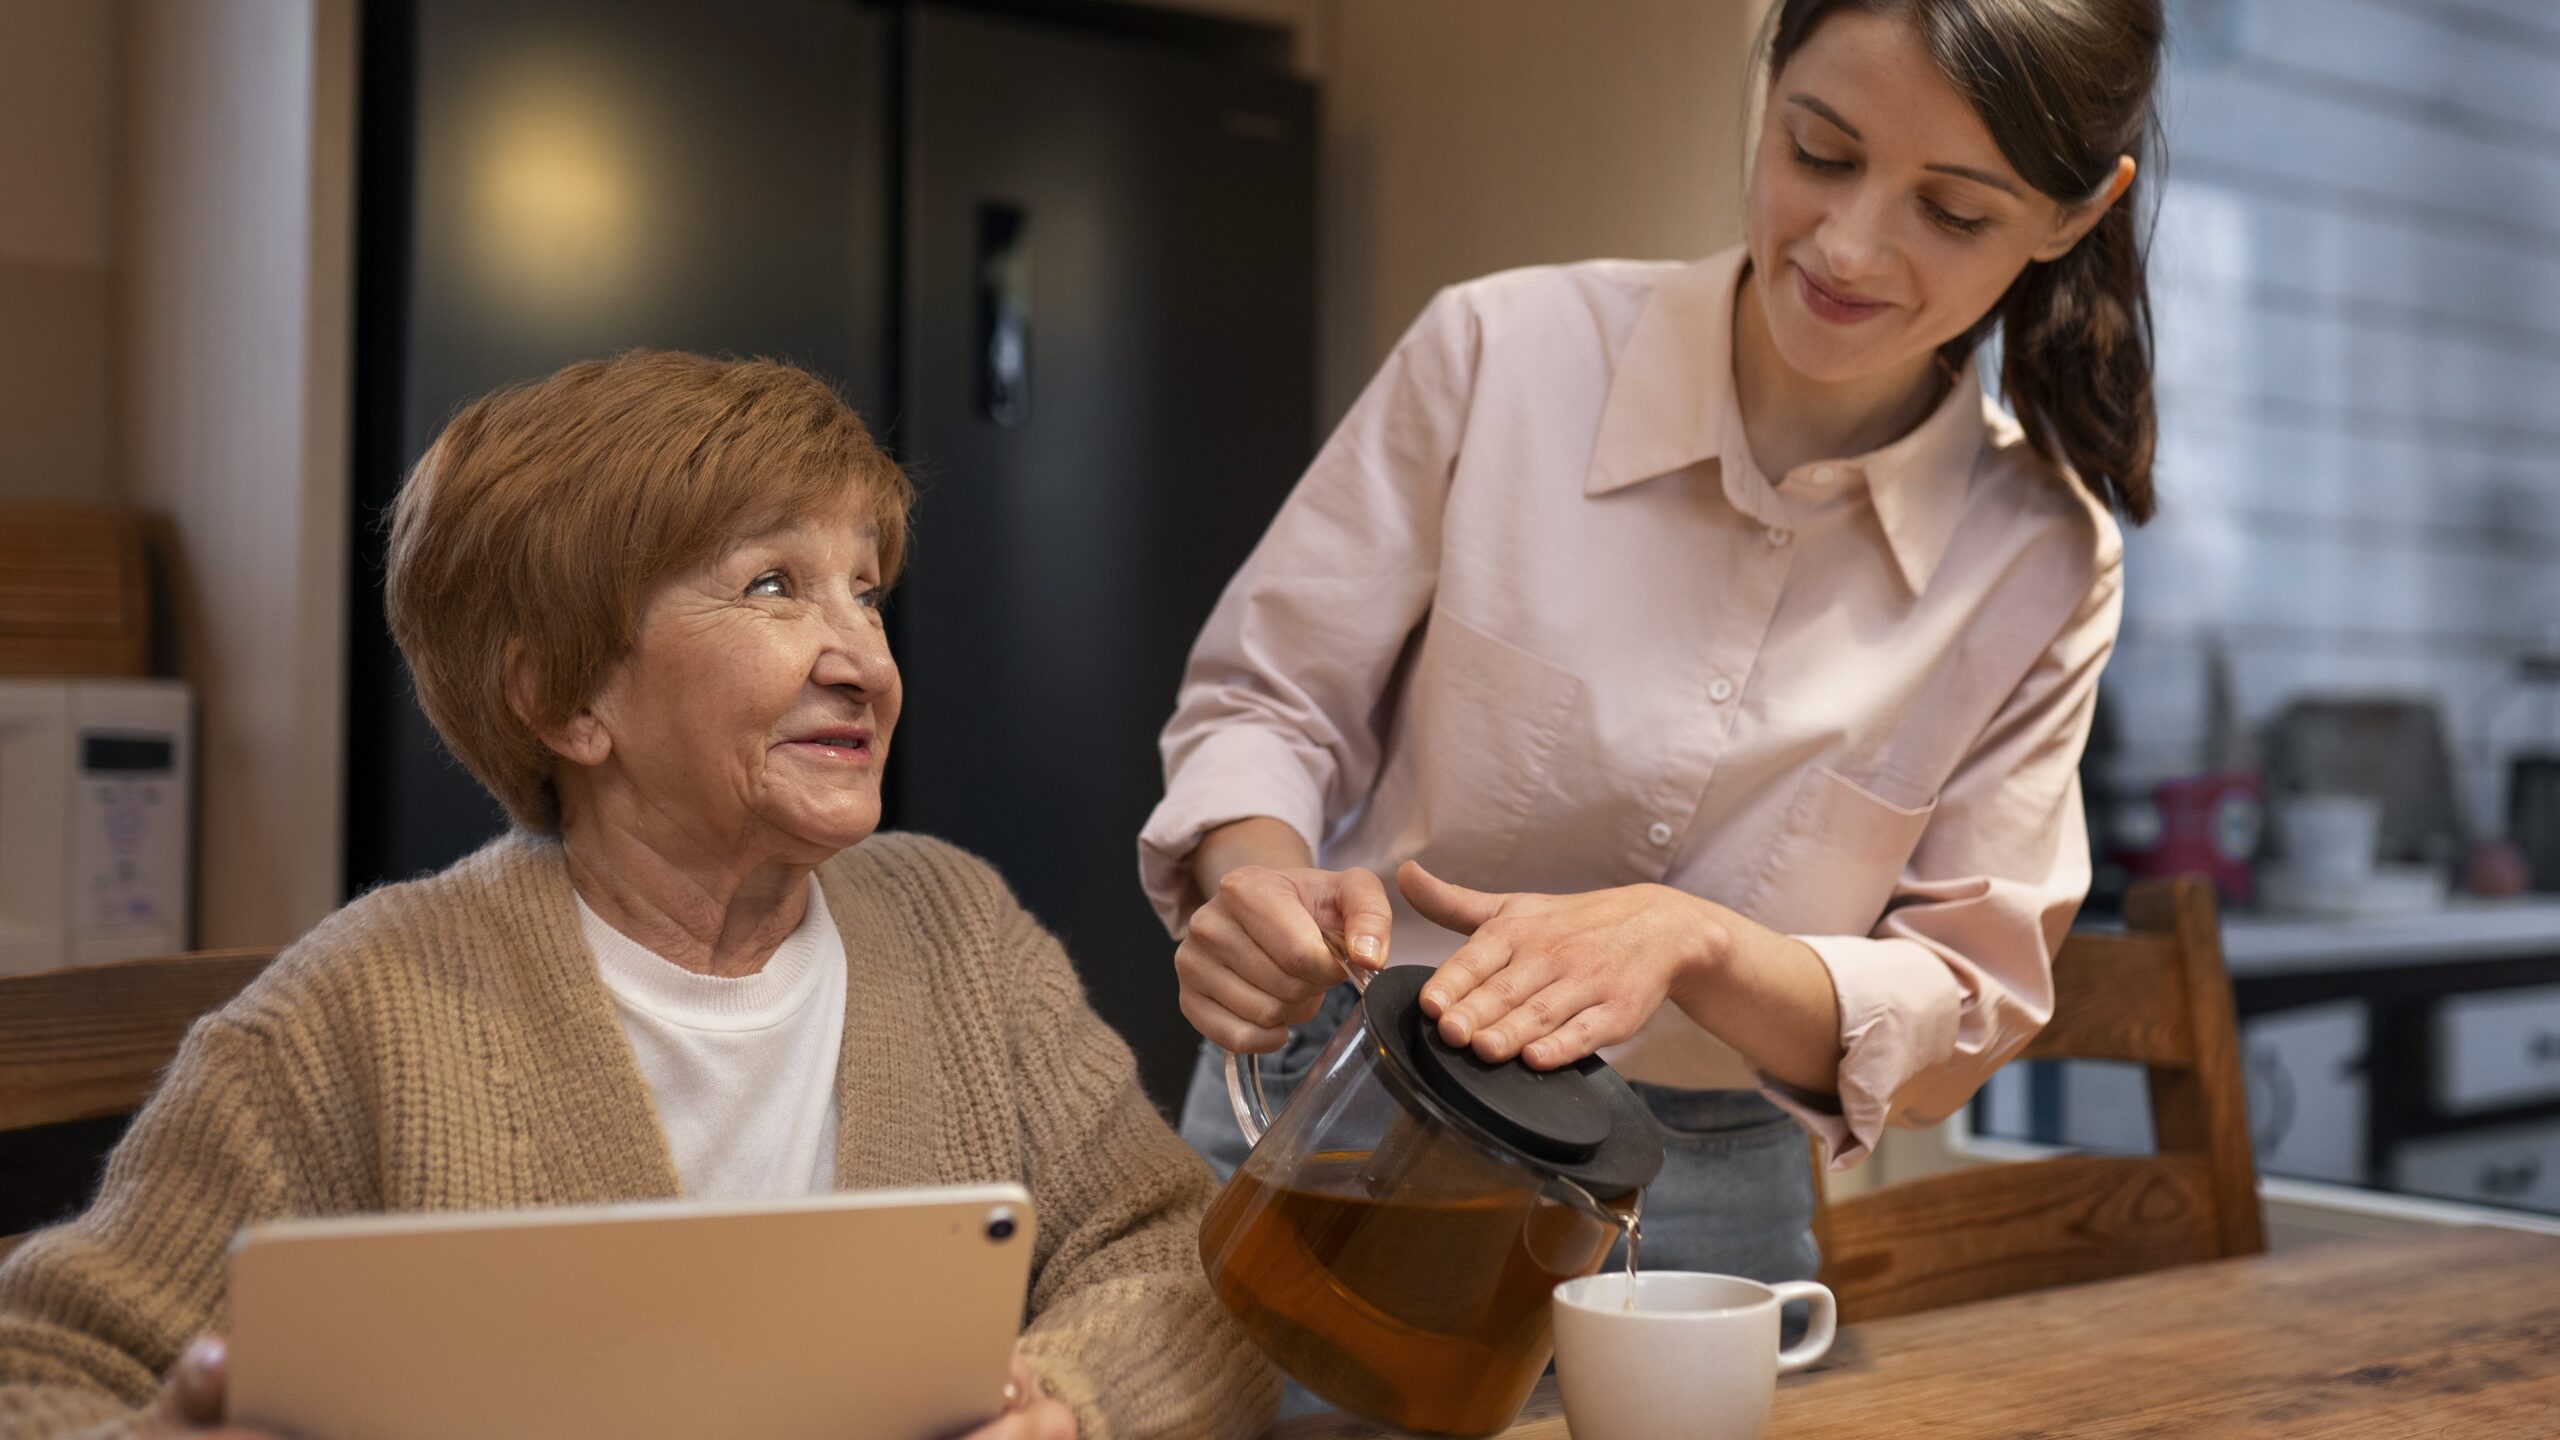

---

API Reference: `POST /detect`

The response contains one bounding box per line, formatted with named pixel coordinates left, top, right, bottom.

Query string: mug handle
left=1767, top=1280, right=1838, bottom=1375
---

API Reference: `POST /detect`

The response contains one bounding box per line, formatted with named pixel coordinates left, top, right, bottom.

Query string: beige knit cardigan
left=0, top=831, right=1278, bottom=1439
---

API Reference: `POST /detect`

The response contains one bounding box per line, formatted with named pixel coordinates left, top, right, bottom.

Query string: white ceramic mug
left=1551, top=1272, right=1837, bottom=1440
left=2275, top=792, right=2382, bottom=882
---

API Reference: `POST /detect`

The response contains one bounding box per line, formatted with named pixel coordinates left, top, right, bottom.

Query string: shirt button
left=1647, top=821, right=1675, bottom=847
left=1766, top=526, right=1793, bottom=547
left=1708, top=676, right=1736, bottom=703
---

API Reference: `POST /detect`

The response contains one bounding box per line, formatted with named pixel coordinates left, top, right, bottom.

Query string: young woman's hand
left=955, top=1352, right=1075, bottom=1439
left=1402, top=862, right=1721, bottom=1070
left=1175, top=860, right=1392, bottom=1052
left=1402, top=861, right=1847, bottom=1094
left=134, top=1336, right=294, bottom=1439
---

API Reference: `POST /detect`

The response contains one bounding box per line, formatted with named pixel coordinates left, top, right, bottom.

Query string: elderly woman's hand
left=952, top=1352, right=1075, bottom=1439
left=134, top=1336, right=294, bottom=1440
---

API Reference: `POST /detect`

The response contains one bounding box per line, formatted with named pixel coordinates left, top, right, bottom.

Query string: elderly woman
left=0, top=352, right=1277, bottom=1440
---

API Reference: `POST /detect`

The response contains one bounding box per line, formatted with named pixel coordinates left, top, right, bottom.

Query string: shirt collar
left=1584, top=246, right=1988, bottom=595
left=1857, top=362, right=1989, bottom=594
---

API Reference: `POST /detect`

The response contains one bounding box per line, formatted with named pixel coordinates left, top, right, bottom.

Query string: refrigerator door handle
left=977, top=201, right=1032, bottom=427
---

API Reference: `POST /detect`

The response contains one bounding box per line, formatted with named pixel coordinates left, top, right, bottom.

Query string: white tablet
left=228, top=1183, right=1037, bottom=1440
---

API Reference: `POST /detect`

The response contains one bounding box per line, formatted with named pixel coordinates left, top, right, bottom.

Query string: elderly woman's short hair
left=385, top=350, right=913, bottom=832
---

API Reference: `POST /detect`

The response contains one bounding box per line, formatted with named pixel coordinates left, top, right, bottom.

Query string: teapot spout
left=1544, top=1173, right=1638, bottom=1230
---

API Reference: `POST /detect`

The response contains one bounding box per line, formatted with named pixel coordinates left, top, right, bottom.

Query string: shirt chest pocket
left=1402, top=611, right=1583, bottom=887
left=1740, top=766, right=1937, bottom=938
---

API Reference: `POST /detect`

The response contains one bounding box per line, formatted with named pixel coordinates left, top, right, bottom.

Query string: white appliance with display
left=0, top=678, right=193, bottom=974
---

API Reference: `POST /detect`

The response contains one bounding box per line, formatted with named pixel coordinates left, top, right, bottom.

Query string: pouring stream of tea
left=1621, top=1192, right=1643, bottom=1311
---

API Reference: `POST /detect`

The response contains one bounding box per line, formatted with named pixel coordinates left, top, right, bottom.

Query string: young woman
left=1140, top=0, right=2163, bottom=1283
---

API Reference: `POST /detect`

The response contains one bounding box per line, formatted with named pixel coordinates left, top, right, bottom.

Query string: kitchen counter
left=2220, top=897, right=2560, bottom=976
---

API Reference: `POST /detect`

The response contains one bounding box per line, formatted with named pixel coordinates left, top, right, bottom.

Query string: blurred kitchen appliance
left=2512, top=758, right=2560, bottom=891
left=2258, top=790, right=2448, bottom=918
left=2488, top=652, right=2560, bottom=892
left=2108, top=771, right=2263, bottom=906
left=2100, top=638, right=2264, bottom=906
left=0, top=679, right=194, bottom=975
left=2262, top=698, right=2466, bottom=867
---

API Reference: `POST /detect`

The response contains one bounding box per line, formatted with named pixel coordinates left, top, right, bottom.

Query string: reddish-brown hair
left=385, top=350, right=912, bottom=832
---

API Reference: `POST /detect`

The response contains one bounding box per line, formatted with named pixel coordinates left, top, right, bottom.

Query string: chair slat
left=1813, top=877, right=2262, bottom=1324
left=2019, top=931, right=2193, bottom=1067
left=1819, top=1153, right=2223, bottom=1323
left=2132, top=879, right=2268, bottom=1259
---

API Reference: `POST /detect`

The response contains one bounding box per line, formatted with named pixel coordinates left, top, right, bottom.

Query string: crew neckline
left=574, top=878, right=837, bottom=1032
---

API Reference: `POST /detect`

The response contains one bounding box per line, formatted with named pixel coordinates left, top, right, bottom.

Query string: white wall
left=1313, top=0, right=1767, bottom=417
left=1158, top=0, right=1768, bottom=418
left=119, top=0, right=353, bottom=947
left=2109, top=0, right=2560, bottom=833
left=0, top=0, right=121, bottom=503
left=1888, top=0, right=2560, bottom=1231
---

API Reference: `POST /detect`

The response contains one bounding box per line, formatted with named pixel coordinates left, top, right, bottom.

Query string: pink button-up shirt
left=1139, top=248, right=2123, bottom=1166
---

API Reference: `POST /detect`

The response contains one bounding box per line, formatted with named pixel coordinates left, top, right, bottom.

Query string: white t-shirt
left=576, top=878, right=846, bottom=1199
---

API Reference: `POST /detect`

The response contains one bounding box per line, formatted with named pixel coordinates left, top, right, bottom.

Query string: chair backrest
left=1811, top=878, right=2264, bottom=1322
left=0, top=949, right=276, bottom=1260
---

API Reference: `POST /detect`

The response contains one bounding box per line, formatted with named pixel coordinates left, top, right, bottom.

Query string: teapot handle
left=1223, top=938, right=1371, bottom=1150
left=1223, top=1048, right=1276, bottom=1148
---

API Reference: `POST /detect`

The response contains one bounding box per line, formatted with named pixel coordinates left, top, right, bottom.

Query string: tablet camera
left=985, top=1206, right=1018, bottom=1243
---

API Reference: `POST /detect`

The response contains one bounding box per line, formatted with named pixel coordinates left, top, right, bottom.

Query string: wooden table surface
left=1273, top=1226, right=2560, bottom=1438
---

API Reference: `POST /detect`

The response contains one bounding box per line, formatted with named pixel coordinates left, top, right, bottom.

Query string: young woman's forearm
left=1187, top=817, right=1315, bottom=903
left=1670, top=905, right=1846, bottom=1097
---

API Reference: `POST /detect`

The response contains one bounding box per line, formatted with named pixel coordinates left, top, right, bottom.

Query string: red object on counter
left=2463, top=837, right=2530, bottom=898
left=2110, top=771, right=2264, bottom=907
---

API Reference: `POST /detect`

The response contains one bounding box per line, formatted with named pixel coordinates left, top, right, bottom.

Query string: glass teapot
left=1198, top=964, right=1665, bottom=1438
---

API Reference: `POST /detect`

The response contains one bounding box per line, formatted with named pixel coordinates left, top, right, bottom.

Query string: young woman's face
left=1745, top=9, right=2120, bottom=386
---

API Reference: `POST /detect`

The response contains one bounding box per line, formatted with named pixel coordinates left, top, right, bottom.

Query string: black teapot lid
left=1361, top=966, right=1664, bottom=1200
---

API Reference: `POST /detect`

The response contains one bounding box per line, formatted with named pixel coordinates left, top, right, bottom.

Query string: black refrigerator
left=348, top=0, right=1318, bottom=1106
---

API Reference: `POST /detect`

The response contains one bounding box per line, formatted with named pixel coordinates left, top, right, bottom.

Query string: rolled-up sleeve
left=1767, top=548, right=2124, bottom=1168
left=1136, top=289, right=1479, bottom=936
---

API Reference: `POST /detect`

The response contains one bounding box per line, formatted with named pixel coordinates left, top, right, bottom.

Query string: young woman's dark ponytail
left=1769, top=0, right=2166, bottom=524
left=1991, top=176, right=2158, bottom=523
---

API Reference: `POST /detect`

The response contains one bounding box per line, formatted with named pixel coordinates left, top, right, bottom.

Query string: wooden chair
left=0, top=950, right=277, bottom=1261
left=1811, top=877, right=2264, bottom=1322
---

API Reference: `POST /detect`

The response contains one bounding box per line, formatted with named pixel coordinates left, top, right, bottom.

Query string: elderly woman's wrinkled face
left=580, top=505, right=899, bottom=859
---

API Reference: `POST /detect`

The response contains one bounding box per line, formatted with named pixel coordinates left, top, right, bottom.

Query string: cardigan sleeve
left=0, top=1015, right=334, bottom=1440
left=990, top=891, right=1281, bottom=1439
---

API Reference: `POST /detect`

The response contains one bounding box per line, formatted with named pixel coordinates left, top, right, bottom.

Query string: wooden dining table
left=1272, top=1226, right=2560, bottom=1438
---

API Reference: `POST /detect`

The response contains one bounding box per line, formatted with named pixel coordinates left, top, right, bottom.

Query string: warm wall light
left=462, top=61, right=650, bottom=323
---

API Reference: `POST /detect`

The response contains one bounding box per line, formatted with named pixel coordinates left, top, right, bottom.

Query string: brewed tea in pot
left=1198, top=966, right=1664, bottom=1437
